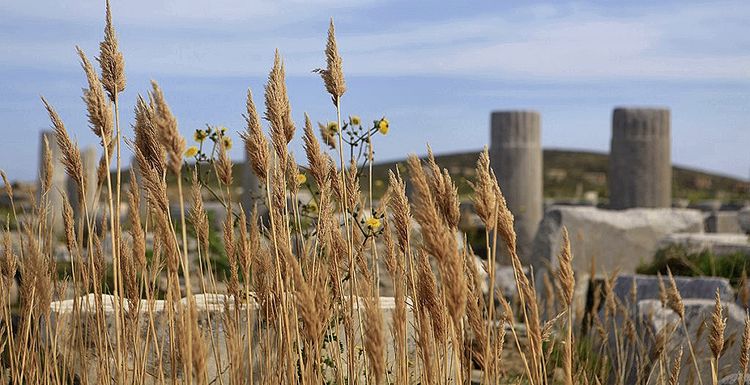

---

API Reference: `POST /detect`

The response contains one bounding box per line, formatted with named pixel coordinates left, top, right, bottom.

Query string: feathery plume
left=302, top=113, right=329, bottom=187
left=668, top=347, right=683, bottom=385
left=133, top=95, right=164, bottom=175
left=387, top=169, right=411, bottom=253
left=150, top=81, right=185, bottom=175
left=264, top=51, right=294, bottom=169
left=426, top=146, right=459, bottom=228
left=666, top=270, right=685, bottom=319
left=97, top=0, right=126, bottom=101
left=556, top=226, right=575, bottom=306
left=2, top=231, right=17, bottom=280
left=216, top=137, right=234, bottom=186
left=41, top=137, right=52, bottom=194
left=740, top=314, right=750, bottom=382
left=77, top=46, right=113, bottom=143
left=241, top=88, right=270, bottom=182
left=657, top=272, right=668, bottom=307
left=470, top=148, right=498, bottom=230
left=62, top=195, right=77, bottom=257
left=189, top=170, right=209, bottom=252
left=316, top=18, right=346, bottom=103
left=0, top=170, right=12, bottom=201
left=416, top=250, right=445, bottom=341
left=364, top=295, right=385, bottom=385
left=709, top=289, right=726, bottom=360
left=41, top=97, right=84, bottom=192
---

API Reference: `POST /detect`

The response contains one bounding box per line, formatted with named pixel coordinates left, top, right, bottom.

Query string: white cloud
left=1, top=1, right=749, bottom=80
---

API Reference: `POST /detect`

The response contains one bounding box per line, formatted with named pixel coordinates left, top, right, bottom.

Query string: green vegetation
left=365, top=149, right=748, bottom=202
left=637, top=244, right=750, bottom=285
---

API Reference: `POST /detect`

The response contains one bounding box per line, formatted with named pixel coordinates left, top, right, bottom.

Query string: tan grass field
left=0, top=2, right=747, bottom=385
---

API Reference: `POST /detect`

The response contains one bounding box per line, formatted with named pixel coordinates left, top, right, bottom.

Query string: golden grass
left=1, top=4, right=749, bottom=385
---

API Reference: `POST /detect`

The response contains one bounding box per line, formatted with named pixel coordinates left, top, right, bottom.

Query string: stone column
left=67, top=146, right=97, bottom=220
left=490, top=110, right=543, bottom=261
left=39, top=130, right=66, bottom=235
left=608, top=107, right=671, bottom=209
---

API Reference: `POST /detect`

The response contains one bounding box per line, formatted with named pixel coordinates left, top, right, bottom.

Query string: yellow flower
left=350, top=115, right=361, bottom=126
left=218, top=126, right=228, bottom=135
left=365, top=216, right=382, bottom=231
left=185, top=146, right=199, bottom=158
left=377, top=118, right=389, bottom=135
left=222, top=136, right=233, bottom=150
left=194, top=129, right=208, bottom=142
left=326, top=121, right=338, bottom=134
left=296, top=173, right=307, bottom=186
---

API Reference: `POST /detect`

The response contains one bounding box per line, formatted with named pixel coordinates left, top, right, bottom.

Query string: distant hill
left=115, top=149, right=748, bottom=205
left=365, top=149, right=749, bottom=203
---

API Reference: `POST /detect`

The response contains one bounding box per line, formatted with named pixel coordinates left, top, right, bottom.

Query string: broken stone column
left=66, top=146, right=97, bottom=220
left=608, top=107, right=671, bottom=209
left=39, top=130, right=65, bottom=234
left=490, top=110, right=543, bottom=261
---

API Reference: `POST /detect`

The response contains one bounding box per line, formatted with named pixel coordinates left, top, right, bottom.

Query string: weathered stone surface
left=612, top=274, right=734, bottom=308
left=490, top=110, right=543, bottom=262
left=657, top=233, right=750, bottom=256
left=66, top=146, right=97, bottom=222
left=531, top=206, right=704, bottom=273
left=638, top=299, right=745, bottom=385
left=493, top=265, right=520, bottom=299
left=48, top=293, right=418, bottom=384
left=739, top=207, right=750, bottom=234
left=608, top=107, right=671, bottom=210
left=719, top=373, right=750, bottom=385
left=706, top=211, right=743, bottom=233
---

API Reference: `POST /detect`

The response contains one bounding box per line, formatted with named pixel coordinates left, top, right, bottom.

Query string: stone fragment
left=531, top=206, right=704, bottom=273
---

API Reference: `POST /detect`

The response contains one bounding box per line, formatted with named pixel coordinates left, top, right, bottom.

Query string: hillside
left=96, top=149, right=747, bottom=205
left=365, top=149, right=749, bottom=203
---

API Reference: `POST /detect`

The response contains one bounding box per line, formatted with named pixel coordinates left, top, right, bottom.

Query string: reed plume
left=666, top=270, right=685, bottom=319
left=364, top=295, right=385, bottom=385
left=133, top=95, right=165, bottom=174
left=216, top=138, right=234, bottom=187
left=150, top=81, right=185, bottom=175
left=556, top=226, right=575, bottom=306
left=77, top=47, right=113, bottom=145
left=242, top=88, right=270, bottom=182
left=41, top=137, right=52, bottom=194
left=97, top=0, right=126, bottom=101
left=41, top=97, right=84, bottom=193
left=709, top=289, right=726, bottom=360
left=387, top=170, right=411, bottom=253
left=740, top=314, right=750, bottom=385
left=469, top=148, right=498, bottom=230
left=710, top=289, right=726, bottom=385
left=265, top=50, right=294, bottom=166
left=316, top=18, right=346, bottom=103
left=1, top=170, right=13, bottom=200
left=189, top=170, right=209, bottom=252
left=302, top=113, right=329, bottom=188
left=668, top=347, right=683, bottom=385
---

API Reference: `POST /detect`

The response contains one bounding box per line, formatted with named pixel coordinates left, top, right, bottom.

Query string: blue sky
left=1, top=0, right=749, bottom=181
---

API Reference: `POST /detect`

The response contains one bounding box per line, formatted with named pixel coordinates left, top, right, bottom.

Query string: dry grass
left=1, top=4, right=749, bottom=385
